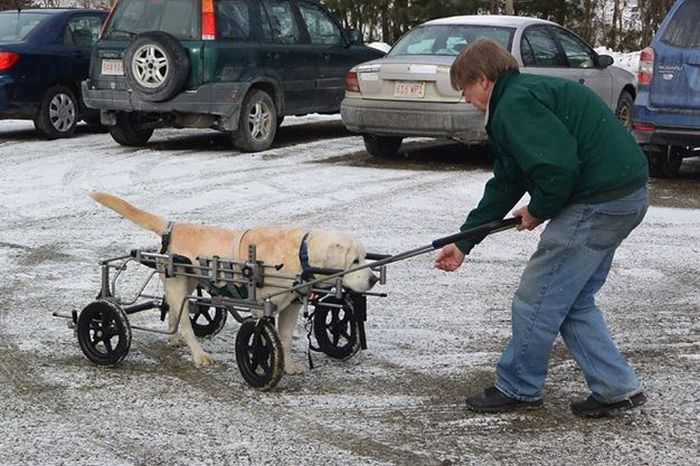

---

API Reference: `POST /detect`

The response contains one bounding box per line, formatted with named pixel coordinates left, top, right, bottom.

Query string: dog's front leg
left=277, top=303, right=305, bottom=375
left=165, top=278, right=214, bottom=367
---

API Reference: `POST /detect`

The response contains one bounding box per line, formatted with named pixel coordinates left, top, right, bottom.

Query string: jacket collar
left=486, top=69, right=520, bottom=131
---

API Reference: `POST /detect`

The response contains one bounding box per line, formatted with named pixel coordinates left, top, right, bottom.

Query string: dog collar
left=160, top=221, right=175, bottom=254
left=299, top=232, right=314, bottom=279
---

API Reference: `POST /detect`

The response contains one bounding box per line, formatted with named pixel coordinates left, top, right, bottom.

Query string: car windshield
left=0, top=11, right=52, bottom=42
left=661, top=1, right=700, bottom=48
left=388, top=24, right=514, bottom=57
left=105, top=0, right=197, bottom=40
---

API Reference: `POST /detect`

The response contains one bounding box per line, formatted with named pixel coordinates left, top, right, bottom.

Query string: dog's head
left=307, top=230, right=379, bottom=292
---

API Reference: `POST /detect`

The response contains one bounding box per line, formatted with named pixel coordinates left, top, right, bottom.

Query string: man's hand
left=435, top=243, right=466, bottom=271
left=512, top=205, right=543, bottom=231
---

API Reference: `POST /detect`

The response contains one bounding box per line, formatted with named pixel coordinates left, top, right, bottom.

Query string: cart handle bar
left=263, top=217, right=520, bottom=300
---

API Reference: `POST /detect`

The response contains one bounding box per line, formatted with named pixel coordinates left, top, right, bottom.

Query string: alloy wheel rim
left=133, top=44, right=169, bottom=88
left=49, top=93, right=76, bottom=132
left=248, top=101, right=273, bottom=142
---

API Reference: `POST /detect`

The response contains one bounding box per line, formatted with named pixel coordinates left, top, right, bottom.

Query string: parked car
left=341, top=15, right=637, bottom=158
left=0, top=8, right=107, bottom=139
left=632, top=0, right=700, bottom=177
left=81, top=0, right=384, bottom=152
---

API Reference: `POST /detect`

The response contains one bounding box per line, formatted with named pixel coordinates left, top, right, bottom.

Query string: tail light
left=632, top=123, right=656, bottom=132
left=345, top=71, right=360, bottom=92
left=0, top=51, right=20, bottom=71
left=201, top=0, right=216, bottom=40
left=638, top=47, right=654, bottom=85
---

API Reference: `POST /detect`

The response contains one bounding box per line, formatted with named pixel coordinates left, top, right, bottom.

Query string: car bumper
left=81, top=80, right=247, bottom=130
left=340, top=96, right=486, bottom=144
left=633, top=94, right=700, bottom=148
left=0, top=76, right=37, bottom=118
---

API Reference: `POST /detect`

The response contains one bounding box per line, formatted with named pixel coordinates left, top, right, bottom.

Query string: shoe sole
left=466, top=402, right=544, bottom=413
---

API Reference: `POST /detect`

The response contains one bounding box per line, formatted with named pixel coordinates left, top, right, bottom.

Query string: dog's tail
left=90, top=191, right=167, bottom=235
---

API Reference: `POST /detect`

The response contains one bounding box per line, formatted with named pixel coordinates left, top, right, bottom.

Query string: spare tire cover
left=123, top=31, right=189, bottom=103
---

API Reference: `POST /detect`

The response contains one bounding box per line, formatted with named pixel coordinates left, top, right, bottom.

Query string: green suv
left=82, top=0, right=383, bottom=151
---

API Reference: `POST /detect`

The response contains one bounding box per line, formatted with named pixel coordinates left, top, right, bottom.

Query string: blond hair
left=450, top=38, right=519, bottom=90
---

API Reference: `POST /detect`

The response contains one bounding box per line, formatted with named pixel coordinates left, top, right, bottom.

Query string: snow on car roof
left=423, top=14, right=555, bottom=28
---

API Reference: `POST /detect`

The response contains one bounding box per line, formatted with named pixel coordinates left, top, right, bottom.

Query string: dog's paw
left=284, top=361, right=306, bottom=375
left=194, top=352, right=215, bottom=367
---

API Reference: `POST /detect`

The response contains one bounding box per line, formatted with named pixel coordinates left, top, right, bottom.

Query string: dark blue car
left=0, top=8, right=107, bottom=138
left=633, top=0, right=700, bottom=177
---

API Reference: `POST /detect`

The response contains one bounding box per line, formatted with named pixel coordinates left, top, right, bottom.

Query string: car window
left=63, top=15, right=103, bottom=47
left=297, top=1, right=343, bottom=46
left=388, top=24, right=514, bottom=57
left=661, top=1, right=700, bottom=48
left=216, top=0, right=251, bottom=41
left=260, top=0, right=301, bottom=44
left=551, top=27, right=595, bottom=68
left=106, top=0, right=197, bottom=40
left=0, top=12, right=51, bottom=42
left=521, top=26, right=566, bottom=67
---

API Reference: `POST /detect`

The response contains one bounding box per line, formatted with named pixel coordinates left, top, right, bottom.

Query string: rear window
left=388, top=24, right=514, bottom=57
left=0, top=11, right=51, bottom=42
left=661, top=1, right=700, bottom=48
left=105, top=0, right=197, bottom=40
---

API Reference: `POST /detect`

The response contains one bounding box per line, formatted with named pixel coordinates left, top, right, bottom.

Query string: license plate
left=393, top=81, right=425, bottom=98
left=101, top=58, right=123, bottom=76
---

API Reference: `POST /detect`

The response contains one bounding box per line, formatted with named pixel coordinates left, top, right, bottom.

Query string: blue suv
left=633, top=0, right=700, bottom=177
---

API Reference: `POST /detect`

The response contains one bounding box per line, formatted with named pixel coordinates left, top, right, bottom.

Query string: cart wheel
left=235, top=318, right=284, bottom=390
left=313, top=296, right=360, bottom=360
left=189, top=294, right=227, bottom=338
left=77, top=301, right=131, bottom=366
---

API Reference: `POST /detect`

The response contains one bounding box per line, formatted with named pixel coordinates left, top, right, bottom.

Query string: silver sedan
left=341, top=15, right=636, bottom=157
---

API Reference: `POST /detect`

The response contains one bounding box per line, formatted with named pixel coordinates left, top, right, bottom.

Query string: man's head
left=450, top=39, right=519, bottom=112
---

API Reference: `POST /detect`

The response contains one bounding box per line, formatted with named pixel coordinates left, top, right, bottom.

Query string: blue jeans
left=495, top=186, right=649, bottom=403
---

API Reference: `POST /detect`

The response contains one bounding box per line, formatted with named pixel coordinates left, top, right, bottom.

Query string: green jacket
left=456, top=70, right=648, bottom=254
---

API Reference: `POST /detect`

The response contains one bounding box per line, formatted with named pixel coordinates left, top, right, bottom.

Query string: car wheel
left=33, top=84, right=78, bottom=139
left=109, top=112, right=154, bottom=147
left=645, top=144, right=683, bottom=178
left=123, top=31, right=189, bottom=103
left=614, top=90, right=634, bottom=130
left=362, top=134, right=403, bottom=158
left=232, top=89, right=277, bottom=152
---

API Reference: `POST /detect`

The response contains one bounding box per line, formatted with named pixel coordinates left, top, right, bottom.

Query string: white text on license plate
left=101, top=59, right=124, bottom=76
left=394, top=81, right=425, bottom=98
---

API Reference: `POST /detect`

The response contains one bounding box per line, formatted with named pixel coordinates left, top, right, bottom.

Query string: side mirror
left=346, top=28, right=363, bottom=45
left=597, top=54, right=614, bottom=68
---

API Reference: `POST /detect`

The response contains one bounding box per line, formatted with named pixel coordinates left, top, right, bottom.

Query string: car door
left=59, top=13, right=105, bottom=84
left=296, top=0, right=353, bottom=111
left=259, top=0, right=317, bottom=114
left=519, top=25, right=613, bottom=107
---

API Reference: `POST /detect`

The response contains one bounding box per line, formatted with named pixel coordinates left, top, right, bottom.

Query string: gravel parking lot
left=0, top=118, right=698, bottom=466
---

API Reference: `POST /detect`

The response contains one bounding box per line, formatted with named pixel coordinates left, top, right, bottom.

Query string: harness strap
left=160, top=221, right=175, bottom=254
left=299, top=232, right=314, bottom=280
left=234, top=229, right=252, bottom=262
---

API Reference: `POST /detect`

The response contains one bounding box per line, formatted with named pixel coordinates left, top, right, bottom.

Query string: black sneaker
left=570, top=392, right=647, bottom=418
left=465, top=386, right=543, bottom=413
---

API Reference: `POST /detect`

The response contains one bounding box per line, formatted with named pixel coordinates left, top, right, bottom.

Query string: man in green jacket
left=435, top=39, right=649, bottom=417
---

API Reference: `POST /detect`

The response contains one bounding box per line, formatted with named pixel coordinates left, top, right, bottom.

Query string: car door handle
left=266, top=52, right=279, bottom=60
left=578, top=78, right=586, bottom=85
left=322, top=52, right=330, bottom=61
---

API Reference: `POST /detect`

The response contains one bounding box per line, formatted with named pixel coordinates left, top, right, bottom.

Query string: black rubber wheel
left=123, top=31, right=189, bottom=102
left=313, top=296, right=361, bottom=361
left=232, top=89, right=277, bottom=152
left=33, top=84, right=78, bottom=139
left=235, top=318, right=284, bottom=390
left=362, top=134, right=403, bottom=158
left=645, top=144, right=683, bottom=178
left=615, top=90, right=634, bottom=130
left=189, top=289, right=228, bottom=338
left=77, top=301, right=131, bottom=366
left=109, top=112, right=154, bottom=146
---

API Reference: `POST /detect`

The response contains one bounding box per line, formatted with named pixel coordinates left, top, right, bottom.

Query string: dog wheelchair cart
left=54, top=218, right=518, bottom=390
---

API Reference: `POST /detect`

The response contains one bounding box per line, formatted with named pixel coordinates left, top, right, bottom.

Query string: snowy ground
left=0, top=117, right=698, bottom=466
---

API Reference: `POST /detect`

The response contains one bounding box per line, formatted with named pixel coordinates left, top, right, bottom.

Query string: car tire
left=362, top=134, right=403, bottom=158
left=33, top=84, right=78, bottom=139
left=123, top=31, right=189, bottom=103
left=645, top=144, right=683, bottom=178
left=615, top=90, right=634, bottom=130
left=109, top=112, right=154, bottom=147
left=232, top=89, right=277, bottom=152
